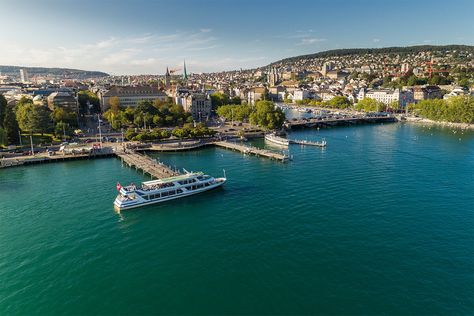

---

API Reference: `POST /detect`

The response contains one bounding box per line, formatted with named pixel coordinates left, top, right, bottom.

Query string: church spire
left=182, top=59, right=188, bottom=80
left=164, top=66, right=171, bottom=89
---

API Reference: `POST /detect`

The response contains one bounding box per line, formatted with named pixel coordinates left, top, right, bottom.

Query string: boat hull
left=265, top=135, right=289, bottom=146
left=114, top=178, right=226, bottom=211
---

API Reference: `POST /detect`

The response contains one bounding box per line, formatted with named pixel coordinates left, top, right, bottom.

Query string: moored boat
left=114, top=171, right=226, bottom=211
left=265, top=133, right=290, bottom=146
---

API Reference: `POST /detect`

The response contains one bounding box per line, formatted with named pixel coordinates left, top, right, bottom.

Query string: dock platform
left=115, top=150, right=179, bottom=179
left=214, top=141, right=289, bottom=162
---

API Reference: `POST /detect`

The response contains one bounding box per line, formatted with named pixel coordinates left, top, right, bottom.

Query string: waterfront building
left=100, top=86, right=167, bottom=110
left=47, top=91, right=78, bottom=111
left=358, top=88, right=414, bottom=108
left=183, top=93, right=212, bottom=121
left=413, top=85, right=443, bottom=101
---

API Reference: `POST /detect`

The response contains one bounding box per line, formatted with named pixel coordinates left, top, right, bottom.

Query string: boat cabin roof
left=142, top=172, right=204, bottom=186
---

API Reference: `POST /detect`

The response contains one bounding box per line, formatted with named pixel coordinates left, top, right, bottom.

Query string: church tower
left=182, top=60, right=188, bottom=81
left=164, top=66, right=171, bottom=89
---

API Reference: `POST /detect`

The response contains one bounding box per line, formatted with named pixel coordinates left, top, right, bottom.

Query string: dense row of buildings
left=1, top=48, right=473, bottom=122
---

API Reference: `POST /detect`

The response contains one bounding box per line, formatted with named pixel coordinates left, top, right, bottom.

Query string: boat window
left=169, top=190, right=176, bottom=195
left=177, top=189, right=183, bottom=193
left=162, top=191, right=169, bottom=197
left=185, top=186, right=192, bottom=190
left=205, top=183, right=209, bottom=187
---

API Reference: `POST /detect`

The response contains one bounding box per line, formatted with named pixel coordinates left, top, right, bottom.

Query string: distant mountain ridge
left=0, top=65, right=109, bottom=79
left=269, top=44, right=474, bottom=66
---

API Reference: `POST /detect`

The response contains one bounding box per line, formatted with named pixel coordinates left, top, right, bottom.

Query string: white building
left=100, top=86, right=167, bottom=110
left=20, top=69, right=29, bottom=83
left=443, top=87, right=467, bottom=99
left=358, top=88, right=414, bottom=108
left=293, top=89, right=311, bottom=101
left=183, top=93, right=212, bottom=121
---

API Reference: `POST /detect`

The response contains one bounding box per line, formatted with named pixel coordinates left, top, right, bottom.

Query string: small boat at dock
left=265, top=133, right=290, bottom=146
left=289, top=138, right=327, bottom=147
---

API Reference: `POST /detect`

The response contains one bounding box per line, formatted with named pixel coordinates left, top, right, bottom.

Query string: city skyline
left=1, top=0, right=473, bottom=74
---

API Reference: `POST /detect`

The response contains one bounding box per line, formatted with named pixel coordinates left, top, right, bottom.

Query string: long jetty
left=115, top=150, right=179, bottom=179
left=214, top=141, right=289, bottom=162
left=0, top=148, right=115, bottom=168
left=286, top=115, right=396, bottom=129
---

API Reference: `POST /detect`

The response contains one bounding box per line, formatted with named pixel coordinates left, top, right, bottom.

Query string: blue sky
left=1, top=0, right=473, bottom=75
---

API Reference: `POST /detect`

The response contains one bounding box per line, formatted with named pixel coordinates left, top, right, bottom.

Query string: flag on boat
left=116, top=182, right=122, bottom=191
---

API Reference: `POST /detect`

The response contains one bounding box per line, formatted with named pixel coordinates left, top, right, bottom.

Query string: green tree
left=0, top=94, right=7, bottom=128
left=249, top=100, right=285, bottom=130
left=216, top=104, right=252, bottom=122
left=0, top=127, right=5, bottom=146
left=3, top=105, right=20, bottom=145
left=16, top=98, right=52, bottom=135
left=51, top=107, right=77, bottom=126
left=172, top=127, right=190, bottom=139
left=210, top=92, right=229, bottom=109
left=78, top=90, right=100, bottom=113
left=327, top=96, right=351, bottom=109
left=413, top=96, right=474, bottom=123
left=108, top=96, right=121, bottom=114
left=54, top=122, right=74, bottom=139
left=355, top=98, right=386, bottom=112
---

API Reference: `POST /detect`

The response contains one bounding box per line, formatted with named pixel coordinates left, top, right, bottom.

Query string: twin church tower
left=163, top=60, right=188, bottom=90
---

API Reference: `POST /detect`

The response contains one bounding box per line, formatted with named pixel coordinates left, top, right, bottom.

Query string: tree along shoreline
left=402, top=116, right=474, bottom=130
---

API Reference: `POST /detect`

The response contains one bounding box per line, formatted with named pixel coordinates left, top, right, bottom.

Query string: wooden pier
left=0, top=148, right=115, bottom=169
left=214, top=141, right=289, bottom=162
left=115, top=150, right=179, bottom=179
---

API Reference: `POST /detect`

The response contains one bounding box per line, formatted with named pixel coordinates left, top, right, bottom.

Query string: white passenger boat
left=114, top=171, right=226, bottom=211
left=265, top=133, right=290, bottom=146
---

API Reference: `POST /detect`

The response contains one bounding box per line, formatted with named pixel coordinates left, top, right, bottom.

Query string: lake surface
left=1, top=123, right=473, bottom=315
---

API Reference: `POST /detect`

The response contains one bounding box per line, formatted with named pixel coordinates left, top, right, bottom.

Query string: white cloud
left=297, top=37, right=327, bottom=45
left=0, top=30, right=224, bottom=74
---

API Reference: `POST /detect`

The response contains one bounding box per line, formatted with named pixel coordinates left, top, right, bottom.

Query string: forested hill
left=270, top=45, right=474, bottom=65
left=0, top=65, right=109, bottom=79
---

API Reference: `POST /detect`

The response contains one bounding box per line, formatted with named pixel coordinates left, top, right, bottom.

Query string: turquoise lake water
left=0, top=122, right=473, bottom=315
